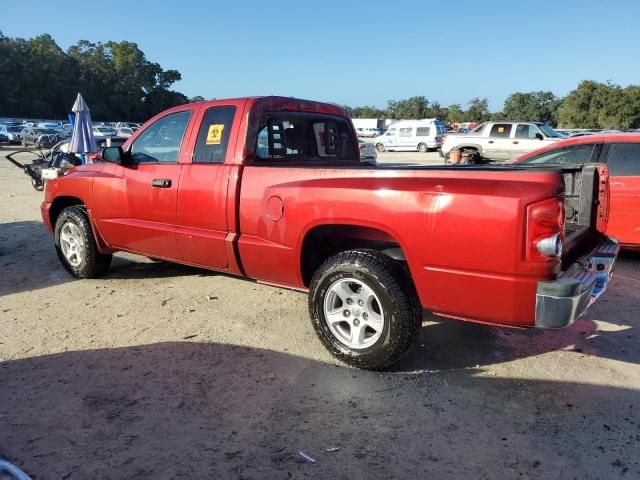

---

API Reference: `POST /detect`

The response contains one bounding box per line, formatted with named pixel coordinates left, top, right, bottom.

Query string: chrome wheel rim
left=59, top=222, right=84, bottom=267
left=323, top=278, right=384, bottom=350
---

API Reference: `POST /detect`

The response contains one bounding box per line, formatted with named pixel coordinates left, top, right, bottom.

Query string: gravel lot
left=1, top=146, right=639, bottom=479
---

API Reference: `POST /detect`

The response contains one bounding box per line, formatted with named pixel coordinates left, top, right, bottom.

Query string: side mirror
left=535, top=133, right=544, bottom=140
left=102, top=146, right=130, bottom=164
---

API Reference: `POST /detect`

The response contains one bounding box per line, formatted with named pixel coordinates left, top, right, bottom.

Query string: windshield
left=8, top=127, right=22, bottom=133
left=35, top=128, right=57, bottom=134
left=537, top=123, right=564, bottom=138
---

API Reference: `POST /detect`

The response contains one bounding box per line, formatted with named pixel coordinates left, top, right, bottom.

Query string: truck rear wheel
left=309, top=249, right=422, bottom=370
left=418, top=143, right=427, bottom=153
left=54, top=206, right=112, bottom=279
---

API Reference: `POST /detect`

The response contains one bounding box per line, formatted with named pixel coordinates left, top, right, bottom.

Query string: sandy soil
left=0, top=146, right=639, bottom=479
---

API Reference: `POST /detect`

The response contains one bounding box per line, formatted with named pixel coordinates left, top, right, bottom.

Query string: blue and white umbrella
left=68, top=93, right=95, bottom=161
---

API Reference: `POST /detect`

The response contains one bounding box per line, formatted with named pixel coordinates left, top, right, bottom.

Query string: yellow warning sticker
left=206, top=124, right=224, bottom=145
left=498, top=127, right=505, bottom=133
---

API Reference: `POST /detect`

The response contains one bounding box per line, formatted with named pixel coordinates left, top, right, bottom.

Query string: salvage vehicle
left=511, top=133, right=640, bottom=248
left=441, top=121, right=565, bottom=162
left=41, top=96, right=618, bottom=369
left=20, top=126, right=63, bottom=148
left=375, top=119, right=446, bottom=152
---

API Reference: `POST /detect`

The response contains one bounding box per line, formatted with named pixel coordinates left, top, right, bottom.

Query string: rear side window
left=416, top=127, right=431, bottom=137
left=606, top=143, right=640, bottom=176
left=193, top=106, right=236, bottom=163
left=399, top=127, right=412, bottom=137
left=254, top=112, right=356, bottom=162
left=521, top=144, right=600, bottom=165
left=490, top=124, right=512, bottom=138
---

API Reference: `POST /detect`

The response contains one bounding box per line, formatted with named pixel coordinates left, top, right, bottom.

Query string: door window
left=416, top=127, right=431, bottom=137
left=398, top=127, right=413, bottom=137
left=606, top=143, right=640, bottom=176
left=193, top=106, right=236, bottom=163
left=515, top=124, right=541, bottom=139
left=489, top=124, right=512, bottom=138
left=520, top=144, right=600, bottom=165
left=130, top=110, right=191, bottom=163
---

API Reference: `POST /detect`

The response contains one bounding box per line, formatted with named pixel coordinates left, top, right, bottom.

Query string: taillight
left=526, top=198, right=565, bottom=262
left=441, top=134, right=447, bottom=144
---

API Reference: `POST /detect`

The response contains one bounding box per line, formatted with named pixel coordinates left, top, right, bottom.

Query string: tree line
left=351, top=81, right=640, bottom=129
left=0, top=31, right=195, bottom=122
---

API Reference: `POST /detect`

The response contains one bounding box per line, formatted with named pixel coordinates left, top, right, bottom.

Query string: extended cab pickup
left=42, top=97, right=619, bottom=369
left=441, top=121, right=565, bottom=162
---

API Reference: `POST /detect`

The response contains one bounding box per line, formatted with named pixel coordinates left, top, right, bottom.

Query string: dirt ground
left=1, top=146, right=639, bottom=480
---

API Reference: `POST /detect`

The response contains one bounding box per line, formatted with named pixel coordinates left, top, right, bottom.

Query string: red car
left=511, top=134, right=640, bottom=248
left=41, top=97, right=618, bottom=369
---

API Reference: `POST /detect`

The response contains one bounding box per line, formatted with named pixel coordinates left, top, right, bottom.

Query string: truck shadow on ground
left=0, top=221, right=212, bottom=297
left=394, top=253, right=640, bottom=373
left=1, top=342, right=638, bottom=480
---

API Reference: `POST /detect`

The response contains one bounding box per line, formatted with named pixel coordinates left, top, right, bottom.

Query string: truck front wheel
left=309, top=249, right=422, bottom=370
left=54, top=206, right=112, bottom=279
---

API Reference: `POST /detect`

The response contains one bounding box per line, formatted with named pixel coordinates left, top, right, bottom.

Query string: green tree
left=465, top=97, right=490, bottom=122
left=0, top=32, right=188, bottom=121
left=428, top=101, right=447, bottom=120
left=351, top=105, right=385, bottom=118
left=189, top=95, right=206, bottom=103
left=556, top=80, right=640, bottom=128
left=387, top=96, right=430, bottom=119
left=503, top=91, right=561, bottom=125
left=446, top=104, right=464, bottom=124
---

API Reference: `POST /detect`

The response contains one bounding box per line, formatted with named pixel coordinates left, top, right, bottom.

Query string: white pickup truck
left=441, top=121, right=566, bottom=162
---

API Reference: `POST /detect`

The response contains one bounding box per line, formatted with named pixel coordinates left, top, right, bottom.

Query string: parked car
left=116, top=127, right=135, bottom=138
left=356, top=127, right=378, bottom=138
left=358, top=139, right=376, bottom=162
left=41, top=96, right=618, bottom=370
left=0, top=128, right=7, bottom=144
left=511, top=133, right=640, bottom=248
left=92, top=126, right=117, bottom=138
left=441, top=121, right=566, bottom=162
left=4, top=125, right=23, bottom=144
left=115, top=122, right=141, bottom=130
left=20, top=127, right=63, bottom=148
left=375, top=119, right=446, bottom=152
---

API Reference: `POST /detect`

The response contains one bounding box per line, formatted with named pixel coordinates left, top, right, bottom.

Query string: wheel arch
left=50, top=196, right=113, bottom=254
left=299, top=223, right=410, bottom=287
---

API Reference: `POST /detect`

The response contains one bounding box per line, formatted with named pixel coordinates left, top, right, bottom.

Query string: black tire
left=375, top=143, right=385, bottom=152
left=309, top=249, right=422, bottom=370
left=54, top=206, right=112, bottom=278
left=417, top=143, right=427, bottom=153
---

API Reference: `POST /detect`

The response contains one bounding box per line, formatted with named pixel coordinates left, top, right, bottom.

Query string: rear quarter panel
left=238, top=166, right=562, bottom=326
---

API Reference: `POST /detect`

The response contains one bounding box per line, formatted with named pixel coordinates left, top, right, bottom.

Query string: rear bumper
left=535, top=237, right=619, bottom=329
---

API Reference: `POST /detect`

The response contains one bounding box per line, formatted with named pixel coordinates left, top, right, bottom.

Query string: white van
left=374, top=119, right=446, bottom=152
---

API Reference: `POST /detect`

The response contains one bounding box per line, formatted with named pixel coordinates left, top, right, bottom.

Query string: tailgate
left=560, top=163, right=610, bottom=266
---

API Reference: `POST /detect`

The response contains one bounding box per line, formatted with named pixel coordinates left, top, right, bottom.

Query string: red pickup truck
left=41, top=96, right=619, bottom=369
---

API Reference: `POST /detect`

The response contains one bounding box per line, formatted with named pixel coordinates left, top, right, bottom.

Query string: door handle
left=151, top=178, right=172, bottom=188
left=488, top=140, right=494, bottom=144
left=512, top=141, right=519, bottom=144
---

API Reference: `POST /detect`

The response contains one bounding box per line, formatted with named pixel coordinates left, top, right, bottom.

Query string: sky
left=3, top=0, right=640, bottom=111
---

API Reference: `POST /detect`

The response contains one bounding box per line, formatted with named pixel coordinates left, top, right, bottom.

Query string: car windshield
left=35, top=128, right=57, bottom=134
left=8, top=127, right=22, bottom=133
left=537, top=123, right=564, bottom=138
